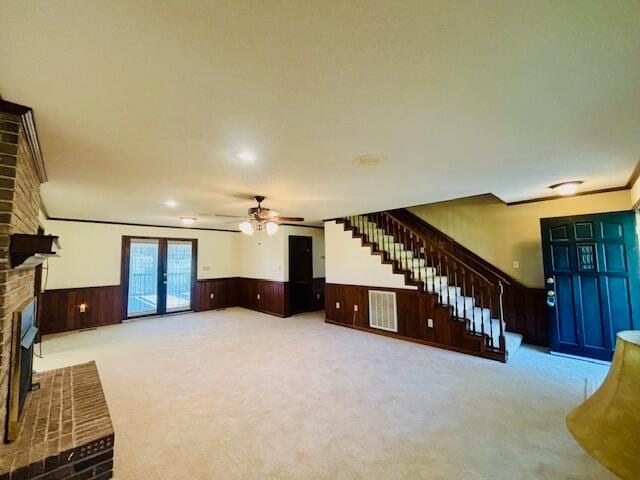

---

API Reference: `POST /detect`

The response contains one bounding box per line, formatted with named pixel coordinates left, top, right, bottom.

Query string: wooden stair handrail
left=387, top=209, right=512, bottom=286
left=376, top=212, right=495, bottom=287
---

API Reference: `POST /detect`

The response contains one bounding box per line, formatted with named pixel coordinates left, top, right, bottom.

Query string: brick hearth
left=0, top=362, right=114, bottom=480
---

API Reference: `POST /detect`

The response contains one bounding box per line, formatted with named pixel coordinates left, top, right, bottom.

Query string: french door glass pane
left=166, top=241, right=193, bottom=312
left=127, top=239, right=159, bottom=316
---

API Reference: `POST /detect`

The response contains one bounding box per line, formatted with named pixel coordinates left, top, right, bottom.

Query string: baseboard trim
left=325, top=319, right=505, bottom=362
left=549, top=351, right=611, bottom=366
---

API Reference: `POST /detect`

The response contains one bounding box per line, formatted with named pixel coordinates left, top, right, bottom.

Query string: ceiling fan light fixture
left=239, top=221, right=254, bottom=235
left=265, top=222, right=278, bottom=236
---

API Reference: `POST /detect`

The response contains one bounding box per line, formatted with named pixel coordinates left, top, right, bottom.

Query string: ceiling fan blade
left=212, top=214, right=248, bottom=219
left=274, top=216, right=305, bottom=222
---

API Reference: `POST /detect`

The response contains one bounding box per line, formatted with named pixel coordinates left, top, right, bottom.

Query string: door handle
left=547, top=290, right=556, bottom=307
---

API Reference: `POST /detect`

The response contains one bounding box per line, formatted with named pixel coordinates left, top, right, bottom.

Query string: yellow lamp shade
left=566, top=330, right=640, bottom=479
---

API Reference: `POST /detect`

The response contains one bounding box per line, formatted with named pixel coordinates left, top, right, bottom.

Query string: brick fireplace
left=0, top=100, right=44, bottom=441
left=0, top=100, right=115, bottom=479
left=0, top=362, right=114, bottom=480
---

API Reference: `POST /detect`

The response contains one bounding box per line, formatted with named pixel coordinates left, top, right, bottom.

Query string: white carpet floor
left=35, top=308, right=615, bottom=479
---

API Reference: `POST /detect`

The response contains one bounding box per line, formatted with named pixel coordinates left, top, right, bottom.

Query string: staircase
left=339, top=212, right=523, bottom=361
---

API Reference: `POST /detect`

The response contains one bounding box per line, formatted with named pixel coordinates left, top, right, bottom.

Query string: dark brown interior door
left=289, top=235, right=313, bottom=314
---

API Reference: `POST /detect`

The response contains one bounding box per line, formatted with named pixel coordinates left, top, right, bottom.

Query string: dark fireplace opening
left=5, top=297, right=37, bottom=443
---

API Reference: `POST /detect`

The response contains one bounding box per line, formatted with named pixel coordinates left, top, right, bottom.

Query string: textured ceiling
left=1, top=0, right=639, bottom=228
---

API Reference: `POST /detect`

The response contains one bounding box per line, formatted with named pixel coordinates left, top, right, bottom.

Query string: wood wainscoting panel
left=506, top=287, right=547, bottom=346
left=42, top=277, right=296, bottom=335
left=195, top=277, right=239, bottom=311
left=310, top=278, right=326, bottom=311
left=196, top=277, right=291, bottom=317
left=40, top=285, right=123, bottom=335
left=237, top=278, right=290, bottom=317
left=325, top=283, right=504, bottom=362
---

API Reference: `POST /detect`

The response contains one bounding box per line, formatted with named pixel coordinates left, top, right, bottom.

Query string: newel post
left=498, top=281, right=506, bottom=352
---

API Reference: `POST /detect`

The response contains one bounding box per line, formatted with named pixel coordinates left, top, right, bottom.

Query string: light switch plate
left=210, top=293, right=214, bottom=299
left=336, top=302, right=340, bottom=309
left=257, top=294, right=261, bottom=300
left=427, top=318, right=434, bottom=328
left=354, top=304, right=358, bottom=312
left=512, top=260, right=520, bottom=269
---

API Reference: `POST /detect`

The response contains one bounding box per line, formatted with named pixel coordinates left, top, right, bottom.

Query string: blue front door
left=541, top=210, right=640, bottom=361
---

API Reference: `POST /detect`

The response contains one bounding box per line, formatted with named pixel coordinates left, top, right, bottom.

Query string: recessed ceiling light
left=353, top=154, right=381, bottom=167
left=549, top=181, right=584, bottom=196
left=180, top=217, right=196, bottom=225
left=236, top=151, right=257, bottom=163
left=164, top=200, right=177, bottom=207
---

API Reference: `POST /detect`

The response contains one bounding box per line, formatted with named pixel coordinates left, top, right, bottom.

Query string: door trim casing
left=120, top=236, right=198, bottom=319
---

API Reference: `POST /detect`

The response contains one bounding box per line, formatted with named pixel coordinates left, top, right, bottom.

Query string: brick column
left=0, top=106, right=42, bottom=438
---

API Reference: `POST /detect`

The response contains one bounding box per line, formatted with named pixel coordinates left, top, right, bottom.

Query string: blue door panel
left=601, top=221, right=623, bottom=239
left=574, top=222, right=594, bottom=240
left=607, top=276, right=633, bottom=334
left=556, top=275, right=577, bottom=345
left=552, top=245, right=571, bottom=271
left=550, top=224, right=569, bottom=240
left=541, top=210, right=639, bottom=361
left=578, top=276, right=604, bottom=349
left=603, top=243, right=627, bottom=272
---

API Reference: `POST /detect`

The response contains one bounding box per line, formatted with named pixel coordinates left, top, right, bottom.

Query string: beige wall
left=239, top=227, right=286, bottom=281
left=41, top=219, right=241, bottom=290
left=408, top=190, right=633, bottom=288
left=325, top=220, right=417, bottom=289
left=41, top=219, right=325, bottom=289
left=239, top=225, right=325, bottom=281
left=631, top=176, right=640, bottom=208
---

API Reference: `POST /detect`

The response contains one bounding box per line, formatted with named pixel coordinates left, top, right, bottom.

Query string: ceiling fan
left=213, top=196, right=304, bottom=235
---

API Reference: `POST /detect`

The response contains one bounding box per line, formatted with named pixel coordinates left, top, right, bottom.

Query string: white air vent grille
left=368, top=290, right=398, bottom=332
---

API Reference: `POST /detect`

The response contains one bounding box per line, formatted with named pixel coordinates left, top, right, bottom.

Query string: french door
left=121, top=237, right=197, bottom=318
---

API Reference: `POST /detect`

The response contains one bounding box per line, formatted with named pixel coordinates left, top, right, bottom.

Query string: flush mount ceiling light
left=180, top=217, right=196, bottom=225
left=164, top=200, right=177, bottom=207
left=236, top=151, right=257, bottom=163
left=212, top=196, right=304, bottom=236
left=352, top=154, right=381, bottom=167
left=549, top=180, right=584, bottom=196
